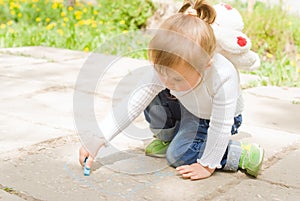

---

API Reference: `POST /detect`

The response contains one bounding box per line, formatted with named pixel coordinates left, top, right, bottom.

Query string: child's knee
left=166, top=150, right=183, bottom=168
left=166, top=146, right=197, bottom=168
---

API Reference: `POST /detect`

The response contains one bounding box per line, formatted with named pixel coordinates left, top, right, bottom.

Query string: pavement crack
left=0, top=112, right=74, bottom=133
left=262, top=142, right=300, bottom=170
left=0, top=184, right=44, bottom=201
left=2, top=134, right=79, bottom=160
left=202, top=175, right=245, bottom=201
left=259, top=178, right=300, bottom=190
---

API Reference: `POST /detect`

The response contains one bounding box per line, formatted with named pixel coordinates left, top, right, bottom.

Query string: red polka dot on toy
left=222, top=3, right=232, bottom=10
left=237, top=36, right=247, bottom=47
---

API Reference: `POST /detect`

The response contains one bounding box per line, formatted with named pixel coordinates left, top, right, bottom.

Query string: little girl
left=79, top=0, right=264, bottom=180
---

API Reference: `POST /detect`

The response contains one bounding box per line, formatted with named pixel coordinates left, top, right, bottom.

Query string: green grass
left=226, top=0, right=300, bottom=87
left=0, top=0, right=299, bottom=87
left=0, top=0, right=155, bottom=52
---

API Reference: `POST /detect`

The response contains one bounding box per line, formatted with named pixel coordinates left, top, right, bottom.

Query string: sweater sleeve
left=197, top=62, right=239, bottom=169
left=90, top=68, right=164, bottom=155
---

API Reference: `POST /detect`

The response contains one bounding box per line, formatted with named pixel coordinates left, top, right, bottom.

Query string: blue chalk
left=83, top=157, right=90, bottom=176
left=84, top=166, right=90, bottom=176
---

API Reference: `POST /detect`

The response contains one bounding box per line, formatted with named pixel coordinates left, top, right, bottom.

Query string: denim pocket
left=189, top=135, right=206, bottom=153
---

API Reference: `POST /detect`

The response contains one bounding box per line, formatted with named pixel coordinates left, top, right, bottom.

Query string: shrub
left=0, top=0, right=155, bottom=52
left=228, top=1, right=300, bottom=86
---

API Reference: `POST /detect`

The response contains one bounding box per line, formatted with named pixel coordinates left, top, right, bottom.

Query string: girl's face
left=155, top=64, right=201, bottom=92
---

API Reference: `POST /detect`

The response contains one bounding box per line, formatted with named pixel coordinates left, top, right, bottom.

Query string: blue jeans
left=144, top=89, right=242, bottom=170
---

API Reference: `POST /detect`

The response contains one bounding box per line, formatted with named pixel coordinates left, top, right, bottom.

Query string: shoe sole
left=145, top=152, right=166, bottom=158
left=246, top=144, right=264, bottom=177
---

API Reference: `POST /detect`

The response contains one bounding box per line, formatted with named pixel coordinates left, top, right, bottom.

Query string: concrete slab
left=0, top=46, right=299, bottom=200
left=214, top=179, right=300, bottom=201
left=0, top=90, right=75, bottom=132
left=0, top=113, right=71, bottom=154
left=239, top=73, right=266, bottom=89
left=0, top=46, right=88, bottom=62
left=0, top=76, right=56, bottom=100
left=246, top=86, right=300, bottom=103
left=0, top=62, right=81, bottom=86
left=0, top=190, right=25, bottom=201
left=0, top=54, right=47, bottom=67
left=234, top=125, right=300, bottom=162
left=242, top=90, right=300, bottom=134
left=0, top=139, right=239, bottom=201
left=261, top=147, right=300, bottom=188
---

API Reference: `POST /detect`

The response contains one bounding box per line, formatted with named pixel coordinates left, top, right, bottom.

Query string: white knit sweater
left=100, top=53, right=243, bottom=169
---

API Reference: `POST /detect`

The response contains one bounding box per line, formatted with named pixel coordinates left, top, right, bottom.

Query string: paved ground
left=0, top=46, right=299, bottom=201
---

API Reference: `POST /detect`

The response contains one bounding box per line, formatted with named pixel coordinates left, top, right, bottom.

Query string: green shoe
left=145, top=139, right=170, bottom=158
left=239, top=143, right=264, bottom=177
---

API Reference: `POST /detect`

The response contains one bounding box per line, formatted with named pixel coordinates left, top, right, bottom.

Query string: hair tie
left=186, top=8, right=197, bottom=16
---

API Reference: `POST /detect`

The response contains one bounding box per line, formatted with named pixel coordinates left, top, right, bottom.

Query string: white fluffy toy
left=212, top=3, right=260, bottom=71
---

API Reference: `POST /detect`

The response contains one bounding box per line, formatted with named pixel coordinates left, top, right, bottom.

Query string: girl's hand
left=176, top=163, right=215, bottom=180
left=79, top=146, right=93, bottom=168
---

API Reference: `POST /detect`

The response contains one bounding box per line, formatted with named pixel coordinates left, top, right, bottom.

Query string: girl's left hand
left=176, top=163, right=215, bottom=180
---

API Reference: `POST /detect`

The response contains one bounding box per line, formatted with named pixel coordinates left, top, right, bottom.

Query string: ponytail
left=179, top=0, right=216, bottom=24
left=148, top=0, right=217, bottom=72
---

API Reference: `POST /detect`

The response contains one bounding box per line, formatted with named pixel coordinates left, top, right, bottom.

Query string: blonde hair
left=148, top=0, right=216, bottom=72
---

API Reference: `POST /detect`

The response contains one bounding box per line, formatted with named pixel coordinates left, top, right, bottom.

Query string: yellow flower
left=62, top=23, right=66, bottom=27
left=9, top=28, right=14, bottom=33
left=52, top=3, right=58, bottom=9
left=63, top=17, right=69, bottom=22
left=78, top=20, right=85, bottom=26
left=91, top=23, right=97, bottom=28
left=75, top=11, right=82, bottom=20
left=36, top=8, right=40, bottom=12
left=84, top=47, right=89, bottom=52
left=46, top=24, right=52, bottom=30
left=75, top=11, right=82, bottom=16
left=9, top=2, right=15, bottom=9
left=35, top=17, right=41, bottom=22
left=0, top=24, right=6, bottom=29
left=46, top=18, right=51, bottom=23
left=99, top=20, right=103, bottom=24
left=75, top=2, right=83, bottom=7
left=68, top=6, right=74, bottom=11
left=85, top=19, right=91, bottom=25
left=291, top=61, right=296, bottom=67
left=7, top=20, right=13, bottom=26
left=33, top=0, right=39, bottom=2
left=83, top=8, right=88, bottom=13
left=18, top=13, right=22, bottom=18
left=15, top=3, right=21, bottom=9
left=61, top=12, right=66, bottom=17
left=10, top=10, right=16, bottom=15
left=32, top=4, right=36, bottom=8
left=93, top=10, right=98, bottom=15
left=123, top=30, right=128, bottom=33
left=119, top=20, right=125, bottom=25
left=266, top=53, right=273, bottom=59
left=46, top=22, right=56, bottom=30
left=10, top=2, right=20, bottom=9
left=57, top=29, right=64, bottom=36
